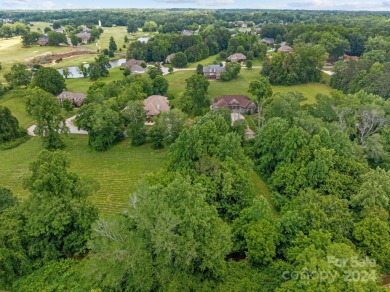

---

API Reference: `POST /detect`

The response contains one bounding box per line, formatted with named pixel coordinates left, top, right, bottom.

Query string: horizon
left=1, top=0, right=390, bottom=11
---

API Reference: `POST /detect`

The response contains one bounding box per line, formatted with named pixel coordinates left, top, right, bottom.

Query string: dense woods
left=1, top=7, right=390, bottom=291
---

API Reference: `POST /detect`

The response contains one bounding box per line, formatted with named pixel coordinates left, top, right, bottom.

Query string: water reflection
left=57, top=58, right=126, bottom=78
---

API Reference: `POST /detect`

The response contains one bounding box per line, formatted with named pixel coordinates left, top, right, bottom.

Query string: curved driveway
left=27, top=115, right=88, bottom=136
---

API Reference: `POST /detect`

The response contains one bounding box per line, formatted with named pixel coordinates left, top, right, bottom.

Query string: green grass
left=0, top=89, right=77, bottom=128
left=0, top=135, right=167, bottom=215
left=51, top=54, right=99, bottom=69
left=165, top=70, right=194, bottom=96
left=0, top=25, right=132, bottom=83
left=0, top=90, right=35, bottom=128
left=83, top=26, right=127, bottom=51
left=321, top=71, right=332, bottom=84
left=0, top=37, right=79, bottom=83
left=249, top=170, right=278, bottom=216
left=29, top=22, right=52, bottom=32
left=187, top=54, right=220, bottom=68
left=82, top=27, right=157, bottom=52
left=272, top=82, right=332, bottom=104
left=65, top=66, right=125, bottom=93
left=245, top=115, right=256, bottom=130
left=165, top=69, right=333, bottom=104
left=248, top=58, right=264, bottom=67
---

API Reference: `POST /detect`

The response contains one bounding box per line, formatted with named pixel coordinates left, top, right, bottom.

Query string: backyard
left=0, top=135, right=167, bottom=215
left=165, top=68, right=333, bottom=104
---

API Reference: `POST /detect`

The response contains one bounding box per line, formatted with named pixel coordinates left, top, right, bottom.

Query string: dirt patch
left=30, top=50, right=96, bottom=64
left=382, top=275, right=390, bottom=287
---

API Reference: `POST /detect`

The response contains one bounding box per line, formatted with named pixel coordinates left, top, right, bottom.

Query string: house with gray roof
left=165, top=53, right=176, bottom=64
left=260, top=37, right=275, bottom=45
left=121, top=59, right=144, bottom=68
left=76, top=32, right=91, bottom=44
left=57, top=91, right=86, bottom=107
left=203, top=65, right=226, bottom=80
left=227, top=53, right=247, bottom=63
left=144, top=95, right=170, bottom=120
left=277, top=43, right=293, bottom=53
left=131, top=64, right=147, bottom=74
left=37, top=35, right=49, bottom=46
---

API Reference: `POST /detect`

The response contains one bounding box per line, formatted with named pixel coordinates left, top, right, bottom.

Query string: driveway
left=27, top=115, right=88, bottom=136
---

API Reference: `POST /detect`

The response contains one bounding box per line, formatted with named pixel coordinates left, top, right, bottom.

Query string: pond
left=57, top=58, right=126, bottom=78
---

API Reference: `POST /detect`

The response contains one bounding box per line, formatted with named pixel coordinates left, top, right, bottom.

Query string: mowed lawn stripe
left=0, top=135, right=167, bottom=215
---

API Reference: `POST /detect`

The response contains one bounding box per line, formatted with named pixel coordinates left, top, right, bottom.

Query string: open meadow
left=0, top=135, right=167, bottom=215
left=0, top=37, right=76, bottom=82
left=165, top=68, right=333, bottom=104
left=0, top=88, right=168, bottom=215
left=82, top=26, right=157, bottom=52
left=0, top=25, right=146, bottom=82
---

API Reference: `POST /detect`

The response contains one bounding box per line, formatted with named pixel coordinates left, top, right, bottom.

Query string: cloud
left=157, top=0, right=235, bottom=6
left=288, top=0, right=389, bottom=10
left=2, top=0, right=77, bottom=8
left=3, top=0, right=31, bottom=6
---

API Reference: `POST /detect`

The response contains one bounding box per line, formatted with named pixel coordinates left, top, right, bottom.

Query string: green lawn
left=272, top=82, right=332, bottom=104
left=0, top=90, right=35, bottom=128
left=0, top=37, right=79, bottom=83
left=187, top=54, right=220, bottom=68
left=321, top=71, right=332, bottom=84
left=0, top=135, right=167, bottom=215
left=0, top=89, right=77, bottom=128
left=166, top=69, right=333, bottom=103
left=51, top=54, right=99, bottom=69
left=82, top=27, right=157, bottom=52
left=249, top=170, right=278, bottom=216
left=0, top=134, right=274, bottom=216
left=65, top=66, right=125, bottom=93
left=165, top=70, right=194, bottom=96
left=245, top=115, right=256, bottom=130
left=29, top=22, right=52, bottom=32
left=83, top=26, right=127, bottom=51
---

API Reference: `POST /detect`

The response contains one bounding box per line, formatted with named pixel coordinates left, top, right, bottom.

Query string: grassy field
left=82, top=27, right=156, bottom=52
left=0, top=25, right=135, bottom=82
left=0, top=89, right=77, bottom=128
left=65, top=66, right=125, bottom=93
left=165, top=69, right=333, bottom=103
left=0, top=136, right=167, bottom=215
left=0, top=135, right=273, bottom=216
left=272, top=82, right=332, bottom=104
left=187, top=54, right=220, bottom=68
left=0, top=90, right=35, bottom=128
left=50, top=54, right=99, bottom=69
left=0, top=37, right=77, bottom=82
left=29, top=22, right=52, bottom=32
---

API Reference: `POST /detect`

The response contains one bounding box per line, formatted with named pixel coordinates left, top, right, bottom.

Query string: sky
left=1, top=0, right=390, bottom=11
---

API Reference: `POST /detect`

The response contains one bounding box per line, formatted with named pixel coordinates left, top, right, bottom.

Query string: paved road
left=27, top=115, right=88, bottom=136
left=322, top=70, right=334, bottom=76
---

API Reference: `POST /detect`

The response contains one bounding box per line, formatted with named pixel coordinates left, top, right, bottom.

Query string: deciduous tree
left=30, top=67, right=66, bottom=95
left=4, top=63, right=32, bottom=88
left=22, top=150, right=98, bottom=265
left=248, top=76, right=273, bottom=127
left=184, top=73, right=210, bottom=116
left=26, top=87, right=68, bottom=149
